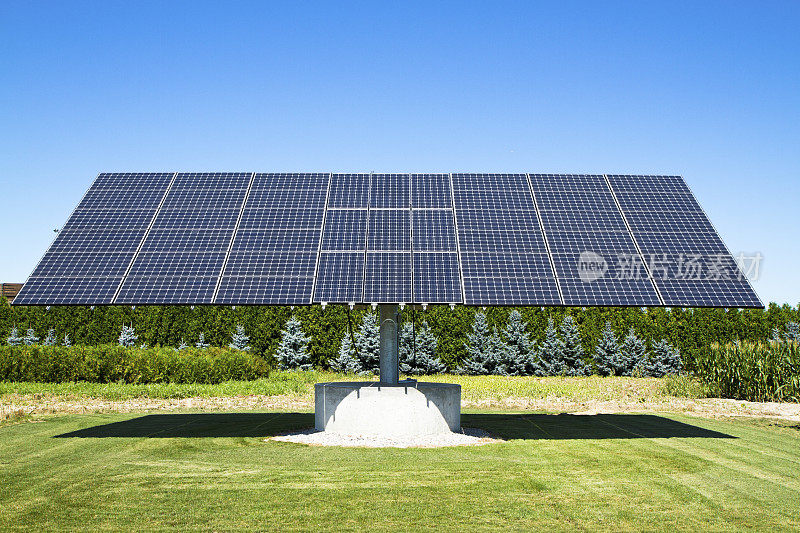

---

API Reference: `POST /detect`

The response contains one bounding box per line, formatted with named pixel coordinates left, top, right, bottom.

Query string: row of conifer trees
left=272, top=311, right=682, bottom=377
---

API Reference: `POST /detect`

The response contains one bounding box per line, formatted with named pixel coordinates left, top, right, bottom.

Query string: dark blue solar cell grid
left=550, top=253, right=651, bottom=281
left=328, top=174, right=370, bottom=208
left=171, top=172, right=252, bottom=190
left=411, top=174, right=452, bottom=208
left=31, top=252, right=135, bottom=278
left=140, top=229, right=233, bottom=252
left=223, top=251, right=318, bottom=278
left=614, top=191, right=704, bottom=213
left=656, top=279, right=762, bottom=307
left=313, top=252, right=365, bottom=303
left=152, top=209, right=240, bottom=229
left=606, top=175, right=690, bottom=194
left=528, top=174, right=608, bottom=191
left=49, top=230, right=146, bottom=253
left=367, top=210, right=411, bottom=251
left=161, top=189, right=248, bottom=210
left=244, top=188, right=327, bottom=209
left=252, top=173, right=329, bottom=190
left=63, top=210, right=154, bottom=231
left=92, top=172, right=174, bottom=189
left=116, top=276, right=218, bottom=304
left=558, top=279, right=662, bottom=306
left=413, top=253, right=461, bottom=303
left=624, top=211, right=716, bottom=234
left=455, top=209, right=540, bottom=232
left=642, top=253, right=745, bottom=281
left=634, top=232, right=728, bottom=255
left=539, top=210, right=628, bottom=233
left=452, top=173, right=530, bottom=188
left=535, top=190, right=618, bottom=212
left=78, top=189, right=167, bottom=210
left=364, top=252, right=412, bottom=303
left=545, top=232, right=640, bottom=255
left=370, top=174, right=409, bottom=208
left=457, top=230, right=546, bottom=254
left=127, top=252, right=226, bottom=277
left=231, top=229, right=320, bottom=252
left=321, top=210, right=367, bottom=250
left=14, top=277, right=123, bottom=305
left=453, top=187, right=536, bottom=212
left=216, top=277, right=315, bottom=305
left=460, top=253, right=553, bottom=280
left=462, top=277, right=561, bottom=306
left=412, top=211, right=457, bottom=251
left=239, top=208, right=324, bottom=230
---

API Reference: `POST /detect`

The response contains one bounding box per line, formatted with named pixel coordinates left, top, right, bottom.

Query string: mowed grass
left=1, top=411, right=799, bottom=531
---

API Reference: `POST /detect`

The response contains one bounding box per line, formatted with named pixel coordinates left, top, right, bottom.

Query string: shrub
left=694, top=341, right=800, bottom=402
left=0, top=345, right=269, bottom=384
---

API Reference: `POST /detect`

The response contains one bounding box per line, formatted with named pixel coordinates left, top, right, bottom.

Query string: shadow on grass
left=54, top=412, right=734, bottom=440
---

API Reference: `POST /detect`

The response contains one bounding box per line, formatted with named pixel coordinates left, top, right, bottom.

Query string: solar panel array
left=14, top=172, right=762, bottom=307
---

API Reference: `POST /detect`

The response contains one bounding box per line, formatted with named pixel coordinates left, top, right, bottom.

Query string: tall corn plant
left=695, top=341, right=800, bottom=402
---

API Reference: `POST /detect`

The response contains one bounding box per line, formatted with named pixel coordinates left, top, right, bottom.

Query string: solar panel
left=607, top=174, right=760, bottom=307
left=453, top=173, right=559, bottom=305
left=15, top=172, right=762, bottom=308
left=530, top=174, right=662, bottom=307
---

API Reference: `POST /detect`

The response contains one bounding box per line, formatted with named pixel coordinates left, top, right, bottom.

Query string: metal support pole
left=378, top=304, right=399, bottom=384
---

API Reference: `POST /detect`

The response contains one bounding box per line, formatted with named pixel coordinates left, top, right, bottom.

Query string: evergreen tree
left=560, top=315, right=587, bottom=376
left=619, top=328, right=647, bottom=376
left=176, top=338, right=188, bottom=351
left=228, top=325, right=251, bottom=351
left=488, top=326, right=508, bottom=375
left=63, top=334, right=72, bottom=347
left=195, top=332, right=209, bottom=348
left=641, top=339, right=682, bottom=377
left=458, top=312, right=495, bottom=375
left=42, top=329, right=57, bottom=346
left=24, top=328, right=40, bottom=346
left=6, top=326, right=23, bottom=346
left=785, top=321, right=800, bottom=342
left=118, top=325, right=138, bottom=347
left=593, top=322, right=620, bottom=376
left=400, top=321, right=446, bottom=375
left=355, top=312, right=380, bottom=373
left=536, top=318, right=565, bottom=375
left=331, top=333, right=363, bottom=374
left=275, top=315, right=312, bottom=370
left=497, top=310, right=536, bottom=375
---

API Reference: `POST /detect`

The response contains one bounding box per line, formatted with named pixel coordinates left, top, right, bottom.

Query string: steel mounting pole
left=378, top=304, right=400, bottom=384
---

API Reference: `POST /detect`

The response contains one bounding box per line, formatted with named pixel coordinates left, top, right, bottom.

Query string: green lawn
left=1, top=410, right=798, bottom=531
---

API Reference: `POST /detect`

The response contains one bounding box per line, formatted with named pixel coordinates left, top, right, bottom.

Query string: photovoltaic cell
left=321, top=210, right=367, bottom=250
left=411, top=174, right=451, bottom=209
left=531, top=174, right=661, bottom=306
left=313, top=252, right=365, bottom=303
left=328, top=174, right=370, bottom=208
left=413, top=253, right=461, bottom=303
left=371, top=174, right=409, bottom=208
left=367, top=210, right=411, bottom=251
left=364, top=252, right=411, bottom=303
left=608, top=174, right=760, bottom=307
left=15, top=171, right=761, bottom=308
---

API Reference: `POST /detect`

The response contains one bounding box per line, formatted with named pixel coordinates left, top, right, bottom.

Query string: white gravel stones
left=269, top=427, right=500, bottom=448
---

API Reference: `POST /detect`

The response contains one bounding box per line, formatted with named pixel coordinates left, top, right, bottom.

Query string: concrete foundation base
left=314, top=381, right=461, bottom=437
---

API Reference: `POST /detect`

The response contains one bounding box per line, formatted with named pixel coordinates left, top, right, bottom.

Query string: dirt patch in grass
left=3, top=392, right=798, bottom=422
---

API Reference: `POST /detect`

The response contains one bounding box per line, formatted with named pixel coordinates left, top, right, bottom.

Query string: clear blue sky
left=1, top=1, right=798, bottom=305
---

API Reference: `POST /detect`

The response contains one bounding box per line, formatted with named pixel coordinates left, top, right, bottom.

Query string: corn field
left=695, top=341, right=800, bottom=402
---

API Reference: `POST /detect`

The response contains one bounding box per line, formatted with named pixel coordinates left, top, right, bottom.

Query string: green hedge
left=0, top=345, right=269, bottom=384
left=2, top=297, right=799, bottom=371
left=695, top=341, right=800, bottom=402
